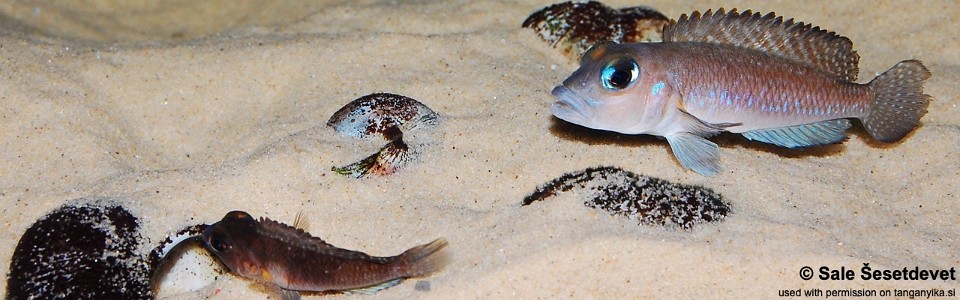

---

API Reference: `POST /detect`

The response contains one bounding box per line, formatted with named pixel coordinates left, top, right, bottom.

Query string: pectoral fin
left=664, top=108, right=728, bottom=176
left=675, top=108, right=738, bottom=136
left=268, top=285, right=302, bottom=300
left=665, top=132, right=721, bottom=176
left=343, top=278, right=402, bottom=295
left=741, top=119, right=851, bottom=148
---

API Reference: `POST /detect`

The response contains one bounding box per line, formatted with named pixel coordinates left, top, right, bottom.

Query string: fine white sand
left=1, top=1, right=957, bottom=298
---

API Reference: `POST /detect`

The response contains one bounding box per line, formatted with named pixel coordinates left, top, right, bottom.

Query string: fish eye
left=600, top=57, right=639, bottom=90
left=208, top=233, right=232, bottom=253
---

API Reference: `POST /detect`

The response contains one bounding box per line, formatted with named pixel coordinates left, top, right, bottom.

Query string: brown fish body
left=213, top=217, right=399, bottom=291
left=201, top=211, right=448, bottom=297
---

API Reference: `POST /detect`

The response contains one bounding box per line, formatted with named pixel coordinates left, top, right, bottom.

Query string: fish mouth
left=550, top=85, right=593, bottom=126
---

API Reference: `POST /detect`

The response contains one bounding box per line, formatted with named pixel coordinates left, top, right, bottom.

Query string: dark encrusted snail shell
left=8, top=199, right=227, bottom=298
left=327, top=93, right=439, bottom=140
left=332, top=138, right=414, bottom=178
left=523, top=166, right=730, bottom=229
left=522, top=1, right=669, bottom=60
left=7, top=200, right=152, bottom=299
left=328, top=93, right=438, bottom=178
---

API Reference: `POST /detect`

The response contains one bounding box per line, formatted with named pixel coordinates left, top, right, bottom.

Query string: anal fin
left=343, top=278, right=403, bottom=295
left=742, top=119, right=851, bottom=148
left=665, top=132, right=721, bottom=176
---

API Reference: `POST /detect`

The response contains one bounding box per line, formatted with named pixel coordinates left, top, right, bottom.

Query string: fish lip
left=550, top=85, right=593, bottom=125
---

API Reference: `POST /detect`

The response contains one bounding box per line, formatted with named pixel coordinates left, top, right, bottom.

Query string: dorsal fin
left=258, top=217, right=338, bottom=251
left=257, top=217, right=386, bottom=261
left=663, top=8, right=860, bottom=81
left=292, top=211, right=310, bottom=232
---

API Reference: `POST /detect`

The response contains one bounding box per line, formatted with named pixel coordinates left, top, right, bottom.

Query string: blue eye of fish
left=600, top=57, right=639, bottom=90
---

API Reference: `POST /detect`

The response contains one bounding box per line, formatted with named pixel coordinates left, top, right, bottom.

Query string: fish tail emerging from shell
left=863, top=60, right=932, bottom=142
left=395, top=238, right=449, bottom=278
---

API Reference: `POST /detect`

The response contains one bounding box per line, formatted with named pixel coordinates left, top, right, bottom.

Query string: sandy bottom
left=1, top=0, right=958, bottom=298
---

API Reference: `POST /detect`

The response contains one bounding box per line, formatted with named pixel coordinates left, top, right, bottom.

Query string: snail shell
left=327, top=93, right=439, bottom=140
left=522, top=1, right=668, bottom=60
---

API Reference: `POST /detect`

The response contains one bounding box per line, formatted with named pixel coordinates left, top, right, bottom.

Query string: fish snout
left=549, top=85, right=592, bottom=125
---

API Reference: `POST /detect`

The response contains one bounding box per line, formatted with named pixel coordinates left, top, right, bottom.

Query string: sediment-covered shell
left=7, top=199, right=228, bottom=299
left=522, top=166, right=730, bottom=229
left=522, top=1, right=669, bottom=60
left=328, top=93, right=439, bottom=178
left=333, top=138, right=414, bottom=179
left=327, top=93, right=439, bottom=140
left=7, top=200, right=152, bottom=299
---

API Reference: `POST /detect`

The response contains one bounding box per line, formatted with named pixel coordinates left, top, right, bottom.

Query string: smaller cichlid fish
left=550, top=9, right=932, bottom=176
left=201, top=211, right=448, bottom=300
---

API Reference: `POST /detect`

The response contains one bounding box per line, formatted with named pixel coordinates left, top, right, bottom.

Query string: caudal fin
left=398, top=238, right=449, bottom=278
left=863, top=60, right=932, bottom=142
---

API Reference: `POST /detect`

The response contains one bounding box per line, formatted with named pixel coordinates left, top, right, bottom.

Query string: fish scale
left=667, top=43, right=869, bottom=128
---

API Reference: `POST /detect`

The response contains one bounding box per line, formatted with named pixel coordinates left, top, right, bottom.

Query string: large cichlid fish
left=550, top=9, right=932, bottom=176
